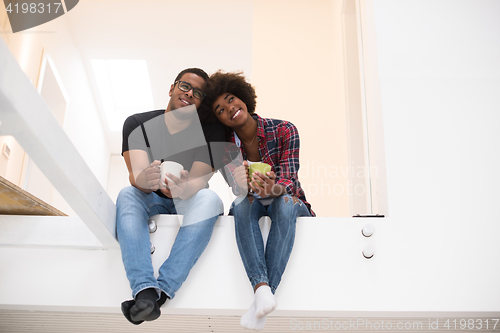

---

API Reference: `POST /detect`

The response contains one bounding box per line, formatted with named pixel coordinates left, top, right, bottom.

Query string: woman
left=205, top=71, right=314, bottom=330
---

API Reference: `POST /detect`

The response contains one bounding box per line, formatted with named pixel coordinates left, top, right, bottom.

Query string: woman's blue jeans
left=116, top=186, right=223, bottom=299
left=230, top=194, right=311, bottom=294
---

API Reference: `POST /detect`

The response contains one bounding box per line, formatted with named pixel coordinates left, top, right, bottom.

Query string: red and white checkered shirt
left=225, top=114, right=314, bottom=216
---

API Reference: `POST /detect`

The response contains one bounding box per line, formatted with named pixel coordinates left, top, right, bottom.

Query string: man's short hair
left=174, top=68, right=209, bottom=84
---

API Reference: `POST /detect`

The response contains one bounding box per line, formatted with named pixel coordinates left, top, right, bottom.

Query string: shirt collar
left=231, top=113, right=265, bottom=145
left=252, top=113, right=266, bottom=139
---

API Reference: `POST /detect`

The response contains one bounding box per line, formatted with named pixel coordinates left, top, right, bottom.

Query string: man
left=116, top=68, right=225, bottom=325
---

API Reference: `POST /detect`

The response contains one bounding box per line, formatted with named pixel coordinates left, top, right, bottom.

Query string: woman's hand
left=249, top=170, right=279, bottom=197
left=234, top=161, right=250, bottom=195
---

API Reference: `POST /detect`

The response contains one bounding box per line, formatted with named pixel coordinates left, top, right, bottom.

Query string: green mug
left=248, top=162, right=272, bottom=186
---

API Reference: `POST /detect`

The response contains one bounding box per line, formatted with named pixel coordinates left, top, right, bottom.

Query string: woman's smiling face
left=212, top=93, right=249, bottom=128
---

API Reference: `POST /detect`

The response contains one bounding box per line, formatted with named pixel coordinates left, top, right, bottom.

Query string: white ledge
left=0, top=215, right=102, bottom=249
left=0, top=215, right=499, bottom=316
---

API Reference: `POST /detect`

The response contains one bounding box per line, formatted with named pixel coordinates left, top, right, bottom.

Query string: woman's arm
left=250, top=121, right=300, bottom=198
left=274, top=121, right=301, bottom=195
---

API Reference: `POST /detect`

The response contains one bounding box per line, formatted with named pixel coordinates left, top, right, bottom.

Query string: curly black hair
left=201, top=71, right=257, bottom=124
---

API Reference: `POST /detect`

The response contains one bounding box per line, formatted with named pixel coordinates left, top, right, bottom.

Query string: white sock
left=241, top=301, right=267, bottom=331
left=254, top=285, right=277, bottom=319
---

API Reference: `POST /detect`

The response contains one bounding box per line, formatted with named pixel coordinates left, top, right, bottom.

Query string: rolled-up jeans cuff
left=250, top=275, right=269, bottom=291
left=133, top=284, right=161, bottom=300
left=158, top=282, right=175, bottom=300
left=269, top=285, right=277, bottom=294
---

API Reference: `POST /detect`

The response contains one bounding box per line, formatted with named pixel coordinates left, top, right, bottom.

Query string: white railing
left=0, top=39, right=117, bottom=249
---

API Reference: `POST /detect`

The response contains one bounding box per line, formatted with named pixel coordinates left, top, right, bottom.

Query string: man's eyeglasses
left=175, top=81, right=206, bottom=100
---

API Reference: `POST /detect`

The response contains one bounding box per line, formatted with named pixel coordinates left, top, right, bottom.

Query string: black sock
left=135, top=288, right=158, bottom=302
left=121, top=300, right=143, bottom=325
left=130, top=288, right=161, bottom=322
left=121, top=289, right=167, bottom=325
left=158, top=291, right=169, bottom=308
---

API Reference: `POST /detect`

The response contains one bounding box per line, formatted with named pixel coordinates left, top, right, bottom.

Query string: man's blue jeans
left=116, top=186, right=223, bottom=299
left=230, top=194, right=311, bottom=294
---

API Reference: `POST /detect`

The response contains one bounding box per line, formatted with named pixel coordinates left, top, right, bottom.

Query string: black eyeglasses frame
left=174, top=81, right=206, bottom=100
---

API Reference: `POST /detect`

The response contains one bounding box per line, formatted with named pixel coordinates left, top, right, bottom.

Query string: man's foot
left=241, top=301, right=267, bottom=331
left=130, top=299, right=160, bottom=322
left=130, top=288, right=161, bottom=322
left=121, top=290, right=169, bottom=324
left=121, top=300, right=143, bottom=325
left=254, top=285, right=277, bottom=319
left=158, top=291, right=169, bottom=308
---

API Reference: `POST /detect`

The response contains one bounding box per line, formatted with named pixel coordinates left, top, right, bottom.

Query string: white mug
left=160, top=161, right=184, bottom=186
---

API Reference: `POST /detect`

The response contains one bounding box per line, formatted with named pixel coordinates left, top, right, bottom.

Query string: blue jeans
left=116, top=186, right=223, bottom=299
left=230, top=194, right=311, bottom=294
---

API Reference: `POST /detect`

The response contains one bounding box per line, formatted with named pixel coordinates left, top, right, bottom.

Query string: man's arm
left=122, top=113, right=165, bottom=194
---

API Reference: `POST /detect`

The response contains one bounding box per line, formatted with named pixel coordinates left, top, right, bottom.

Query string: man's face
left=167, top=73, right=206, bottom=112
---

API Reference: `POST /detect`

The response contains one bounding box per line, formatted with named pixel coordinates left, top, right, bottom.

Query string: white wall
left=252, top=0, right=351, bottom=217
left=0, top=135, right=25, bottom=184
left=368, top=0, right=500, bottom=305
left=373, top=0, right=500, bottom=224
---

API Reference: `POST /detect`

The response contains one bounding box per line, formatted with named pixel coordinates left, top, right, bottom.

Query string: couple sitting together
left=116, top=68, right=314, bottom=330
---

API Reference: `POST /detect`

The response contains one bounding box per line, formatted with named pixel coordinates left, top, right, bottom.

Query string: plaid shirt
left=225, top=114, right=314, bottom=216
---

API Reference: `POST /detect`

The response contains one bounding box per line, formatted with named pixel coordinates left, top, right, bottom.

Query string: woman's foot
left=254, top=285, right=277, bottom=319
left=241, top=301, right=267, bottom=330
